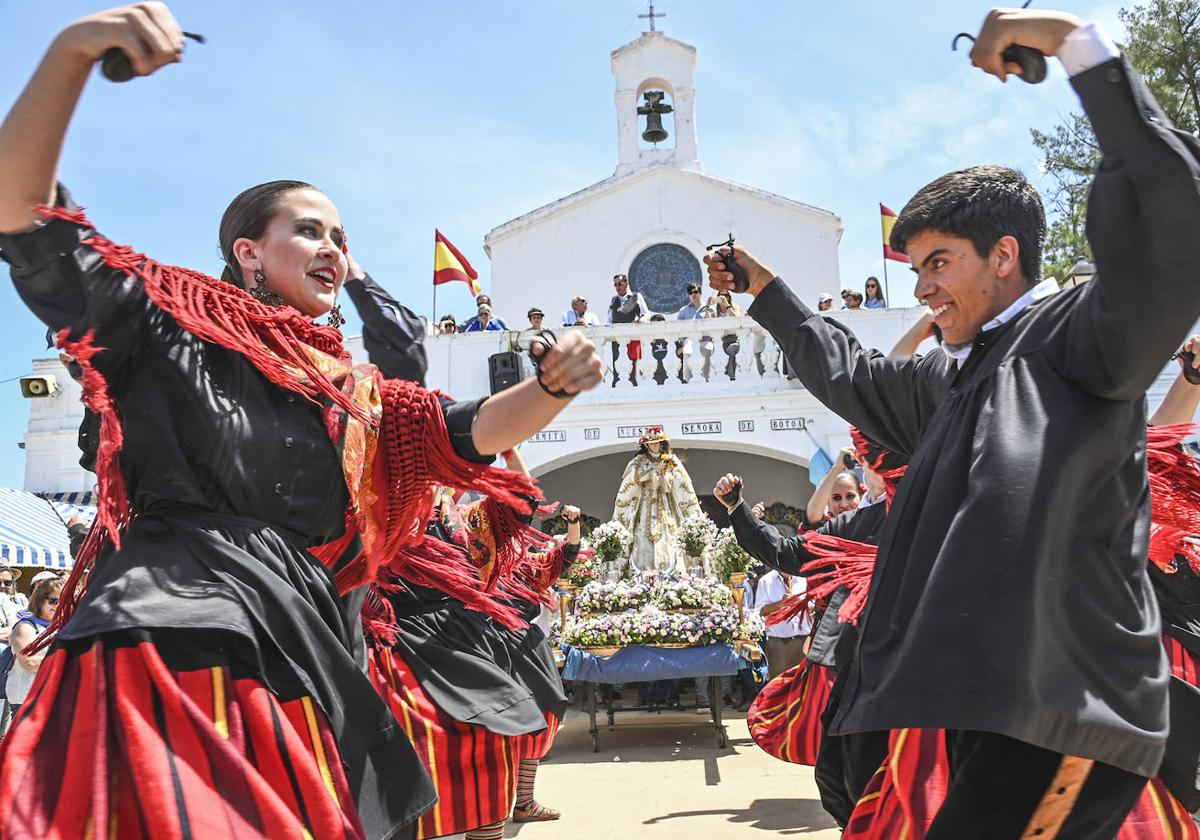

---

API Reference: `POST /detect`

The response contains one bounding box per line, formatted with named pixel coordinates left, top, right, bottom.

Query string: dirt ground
left=491, top=704, right=843, bottom=839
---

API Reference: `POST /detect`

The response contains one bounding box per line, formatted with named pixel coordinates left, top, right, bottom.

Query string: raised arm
left=1025, top=25, right=1200, bottom=397
left=715, top=473, right=815, bottom=575
left=341, top=255, right=429, bottom=386
left=1149, top=337, right=1200, bottom=426
left=0, top=4, right=185, bottom=232
left=706, top=254, right=951, bottom=457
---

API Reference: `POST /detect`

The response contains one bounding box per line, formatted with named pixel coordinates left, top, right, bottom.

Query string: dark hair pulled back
left=218, top=180, right=315, bottom=287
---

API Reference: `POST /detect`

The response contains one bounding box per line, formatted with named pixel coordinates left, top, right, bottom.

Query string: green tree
left=1033, top=1, right=1200, bottom=281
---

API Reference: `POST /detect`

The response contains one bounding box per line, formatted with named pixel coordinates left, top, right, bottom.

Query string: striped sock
left=465, top=819, right=506, bottom=840
left=514, top=758, right=540, bottom=809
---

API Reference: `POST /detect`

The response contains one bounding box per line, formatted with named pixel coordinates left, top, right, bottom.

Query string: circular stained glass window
left=629, top=243, right=701, bottom=314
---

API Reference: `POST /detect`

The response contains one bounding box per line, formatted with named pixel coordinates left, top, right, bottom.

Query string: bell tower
left=611, top=21, right=700, bottom=176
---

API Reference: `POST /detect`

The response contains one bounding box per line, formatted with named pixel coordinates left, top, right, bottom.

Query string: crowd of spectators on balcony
left=435, top=272, right=893, bottom=338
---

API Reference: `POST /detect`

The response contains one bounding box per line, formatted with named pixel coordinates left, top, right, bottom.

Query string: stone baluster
left=762, top=333, right=783, bottom=381
left=737, top=326, right=757, bottom=380
left=609, top=338, right=632, bottom=389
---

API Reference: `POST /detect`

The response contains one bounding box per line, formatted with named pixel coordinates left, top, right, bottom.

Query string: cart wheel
left=716, top=727, right=728, bottom=749
left=592, top=732, right=600, bottom=752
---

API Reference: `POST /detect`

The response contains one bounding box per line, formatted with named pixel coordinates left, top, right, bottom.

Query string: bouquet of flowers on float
left=652, top=574, right=731, bottom=611
left=589, top=520, right=634, bottom=565
left=574, top=578, right=653, bottom=614
left=674, top=512, right=718, bottom=560
left=737, top=609, right=767, bottom=642
left=711, top=527, right=754, bottom=582
left=563, top=545, right=602, bottom=587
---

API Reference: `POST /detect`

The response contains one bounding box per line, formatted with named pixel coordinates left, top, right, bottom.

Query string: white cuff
left=1056, top=22, right=1120, bottom=77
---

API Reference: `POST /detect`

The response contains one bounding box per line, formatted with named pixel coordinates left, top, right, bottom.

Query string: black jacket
left=342, top=274, right=429, bottom=387
left=729, top=501, right=888, bottom=669
left=748, top=58, right=1200, bottom=777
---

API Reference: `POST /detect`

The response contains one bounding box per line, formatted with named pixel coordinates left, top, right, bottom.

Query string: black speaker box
left=488, top=351, right=523, bottom=394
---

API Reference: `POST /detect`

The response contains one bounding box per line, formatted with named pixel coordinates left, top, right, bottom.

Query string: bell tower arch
left=611, top=29, right=699, bottom=176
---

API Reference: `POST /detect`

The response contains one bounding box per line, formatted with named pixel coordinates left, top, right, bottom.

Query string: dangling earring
left=326, top=303, right=345, bottom=329
left=250, top=269, right=285, bottom=307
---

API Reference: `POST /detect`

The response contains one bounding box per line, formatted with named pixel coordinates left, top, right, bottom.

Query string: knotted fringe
left=28, top=329, right=128, bottom=654
left=28, top=205, right=541, bottom=653
left=765, top=533, right=879, bottom=628
left=850, top=427, right=908, bottom=506
left=1146, top=423, right=1200, bottom=574
left=468, top=497, right=561, bottom=607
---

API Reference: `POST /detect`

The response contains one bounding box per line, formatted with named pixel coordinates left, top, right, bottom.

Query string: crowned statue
left=612, top=427, right=703, bottom=573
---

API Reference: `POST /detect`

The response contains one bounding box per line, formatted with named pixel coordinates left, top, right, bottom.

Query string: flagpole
left=882, top=256, right=891, bottom=307
left=432, top=282, right=438, bottom=323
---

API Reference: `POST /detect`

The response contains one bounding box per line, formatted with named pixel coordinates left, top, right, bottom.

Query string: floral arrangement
left=588, top=520, right=634, bottom=564
left=652, top=574, right=731, bottom=611
left=561, top=543, right=602, bottom=587
left=575, top=578, right=653, bottom=614
left=737, top=609, right=766, bottom=642
left=712, top=527, right=754, bottom=582
left=563, top=604, right=742, bottom=649
left=573, top=573, right=729, bottom=614
left=675, top=512, right=718, bottom=558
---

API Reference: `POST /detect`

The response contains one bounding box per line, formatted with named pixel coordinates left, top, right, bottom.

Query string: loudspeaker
left=19, top=375, right=58, bottom=398
left=488, top=351, right=523, bottom=395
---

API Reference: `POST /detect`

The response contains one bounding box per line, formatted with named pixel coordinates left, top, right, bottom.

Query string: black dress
left=0, top=189, right=489, bottom=839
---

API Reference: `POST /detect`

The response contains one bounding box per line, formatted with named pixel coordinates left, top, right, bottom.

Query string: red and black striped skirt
left=1117, top=635, right=1200, bottom=839
left=370, top=647, right=527, bottom=839
left=746, top=660, right=836, bottom=765
left=843, top=727, right=949, bottom=840
left=0, top=638, right=363, bottom=840
left=515, top=711, right=560, bottom=761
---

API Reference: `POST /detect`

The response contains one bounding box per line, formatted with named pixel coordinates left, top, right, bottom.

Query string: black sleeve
left=729, top=501, right=816, bottom=575
left=0, top=185, right=152, bottom=383
left=342, top=274, right=429, bottom=386
left=748, top=279, right=952, bottom=458
left=438, top=395, right=495, bottom=464
left=1050, top=58, right=1200, bottom=399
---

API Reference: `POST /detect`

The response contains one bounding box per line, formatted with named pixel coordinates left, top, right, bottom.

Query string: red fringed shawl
left=32, top=204, right=540, bottom=652
left=1146, top=423, right=1200, bottom=574
left=850, top=427, right=907, bottom=507
left=765, top=533, right=879, bottom=628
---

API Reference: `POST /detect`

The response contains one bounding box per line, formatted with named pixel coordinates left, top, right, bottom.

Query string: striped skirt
left=843, top=728, right=949, bottom=840
left=516, top=711, right=560, bottom=761
left=1117, top=635, right=1200, bottom=839
left=844, top=636, right=1200, bottom=840
left=0, top=639, right=363, bottom=840
left=370, top=647, right=527, bottom=839
left=746, top=660, right=836, bottom=766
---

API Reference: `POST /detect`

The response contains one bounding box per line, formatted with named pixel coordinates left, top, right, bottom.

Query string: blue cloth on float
left=560, top=643, right=741, bottom=683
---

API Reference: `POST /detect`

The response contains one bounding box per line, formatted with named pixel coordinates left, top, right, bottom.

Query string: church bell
left=638, top=90, right=673, bottom=144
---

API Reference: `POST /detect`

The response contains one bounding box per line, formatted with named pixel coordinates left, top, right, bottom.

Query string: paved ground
left=496, top=705, right=842, bottom=839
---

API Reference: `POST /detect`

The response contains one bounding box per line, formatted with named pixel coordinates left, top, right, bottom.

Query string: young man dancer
left=707, top=8, right=1200, bottom=836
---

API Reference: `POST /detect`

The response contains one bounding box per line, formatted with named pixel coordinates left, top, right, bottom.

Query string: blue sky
left=0, top=0, right=1122, bottom=488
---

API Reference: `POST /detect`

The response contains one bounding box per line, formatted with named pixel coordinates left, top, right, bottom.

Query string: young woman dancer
left=0, top=5, right=602, bottom=837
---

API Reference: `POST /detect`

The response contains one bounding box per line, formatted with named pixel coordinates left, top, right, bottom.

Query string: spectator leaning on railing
left=563, top=295, right=600, bottom=327
left=527, top=307, right=544, bottom=330
left=676, top=284, right=705, bottom=319
left=864, top=276, right=886, bottom=309
left=464, top=303, right=504, bottom=332
left=460, top=293, right=508, bottom=331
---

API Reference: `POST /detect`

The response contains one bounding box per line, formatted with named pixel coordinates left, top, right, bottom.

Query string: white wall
left=486, top=167, right=841, bottom=332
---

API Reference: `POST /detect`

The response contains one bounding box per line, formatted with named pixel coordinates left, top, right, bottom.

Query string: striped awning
left=0, top=488, right=76, bottom=569
left=38, top=490, right=97, bottom=528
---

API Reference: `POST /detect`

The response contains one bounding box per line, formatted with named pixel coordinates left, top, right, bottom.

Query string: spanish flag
left=880, top=204, right=911, bottom=264
left=434, top=230, right=481, bottom=295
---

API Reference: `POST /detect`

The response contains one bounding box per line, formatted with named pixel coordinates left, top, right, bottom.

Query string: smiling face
left=233, top=189, right=347, bottom=318
left=908, top=230, right=1027, bottom=346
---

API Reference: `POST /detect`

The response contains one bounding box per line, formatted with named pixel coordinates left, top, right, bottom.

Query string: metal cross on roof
left=639, top=1, right=665, bottom=32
